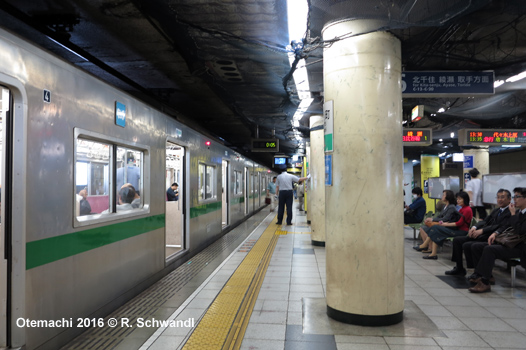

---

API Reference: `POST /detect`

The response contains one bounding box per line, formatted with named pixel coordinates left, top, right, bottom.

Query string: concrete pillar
left=463, top=148, right=489, bottom=187
left=309, top=116, right=326, bottom=246
left=323, top=20, right=404, bottom=326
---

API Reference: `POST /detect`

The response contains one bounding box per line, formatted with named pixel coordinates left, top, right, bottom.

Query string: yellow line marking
left=182, top=217, right=279, bottom=350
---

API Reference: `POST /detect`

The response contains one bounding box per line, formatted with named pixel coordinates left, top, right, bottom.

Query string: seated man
left=468, top=187, right=526, bottom=293
left=404, top=187, right=426, bottom=224
left=445, top=189, right=511, bottom=276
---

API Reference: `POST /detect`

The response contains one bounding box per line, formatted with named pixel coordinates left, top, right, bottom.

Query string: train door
left=0, top=87, right=9, bottom=348
left=165, top=141, right=185, bottom=259
left=221, top=160, right=229, bottom=227
left=244, top=167, right=249, bottom=214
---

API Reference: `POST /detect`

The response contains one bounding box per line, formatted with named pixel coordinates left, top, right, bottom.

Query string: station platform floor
left=62, top=201, right=526, bottom=350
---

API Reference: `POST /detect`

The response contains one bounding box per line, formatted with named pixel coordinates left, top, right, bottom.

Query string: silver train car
left=0, top=27, right=275, bottom=349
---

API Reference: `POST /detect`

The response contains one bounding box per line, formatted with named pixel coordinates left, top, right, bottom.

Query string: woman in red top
left=423, top=191, right=473, bottom=260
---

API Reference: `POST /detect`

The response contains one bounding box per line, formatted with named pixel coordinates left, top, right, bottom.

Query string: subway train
left=0, top=27, right=275, bottom=349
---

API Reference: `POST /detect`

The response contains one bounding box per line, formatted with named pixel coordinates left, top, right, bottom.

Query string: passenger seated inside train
left=102, top=187, right=137, bottom=213
left=78, top=189, right=92, bottom=216
left=404, top=187, right=426, bottom=224
left=122, top=183, right=141, bottom=208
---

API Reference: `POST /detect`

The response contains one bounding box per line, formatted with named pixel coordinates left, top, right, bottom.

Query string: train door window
left=221, top=160, right=229, bottom=227
left=165, top=141, right=185, bottom=259
left=244, top=167, right=249, bottom=214
left=199, top=163, right=215, bottom=200
left=75, top=139, right=111, bottom=216
left=116, top=147, right=142, bottom=206
left=234, top=171, right=242, bottom=195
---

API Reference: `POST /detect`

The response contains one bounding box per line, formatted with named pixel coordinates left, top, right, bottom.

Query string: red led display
left=459, top=129, right=526, bottom=146
left=402, top=128, right=432, bottom=146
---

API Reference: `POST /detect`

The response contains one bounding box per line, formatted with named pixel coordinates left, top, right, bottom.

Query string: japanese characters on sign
left=402, top=71, right=494, bottom=97
left=402, top=128, right=433, bottom=146
left=458, top=129, right=526, bottom=146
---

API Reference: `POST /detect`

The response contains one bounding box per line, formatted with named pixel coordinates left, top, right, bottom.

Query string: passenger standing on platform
left=266, top=176, right=277, bottom=212
left=276, top=166, right=307, bottom=225
left=167, top=183, right=179, bottom=201
left=422, top=191, right=473, bottom=260
left=445, top=189, right=511, bottom=276
left=466, top=168, right=487, bottom=219
left=404, top=187, right=426, bottom=224
left=468, top=187, right=526, bottom=293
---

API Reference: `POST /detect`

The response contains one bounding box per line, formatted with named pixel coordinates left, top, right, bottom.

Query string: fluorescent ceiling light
left=502, top=145, right=521, bottom=148
left=494, top=80, right=505, bottom=88
left=437, top=108, right=445, bottom=113
left=506, top=71, right=526, bottom=83
left=450, top=132, right=455, bottom=138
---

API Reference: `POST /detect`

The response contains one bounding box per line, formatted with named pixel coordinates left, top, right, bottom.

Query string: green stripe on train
left=231, top=197, right=244, bottom=205
left=189, top=201, right=222, bottom=218
left=26, top=214, right=165, bottom=270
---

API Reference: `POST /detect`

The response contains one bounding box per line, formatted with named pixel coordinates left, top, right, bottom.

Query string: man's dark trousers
left=452, top=235, right=489, bottom=269
left=277, top=190, right=294, bottom=225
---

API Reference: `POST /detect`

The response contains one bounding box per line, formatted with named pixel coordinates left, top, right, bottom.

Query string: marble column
left=309, top=116, right=326, bottom=246
left=463, top=148, right=489, bottom=185
left=323, top=19, right=404, bottom=326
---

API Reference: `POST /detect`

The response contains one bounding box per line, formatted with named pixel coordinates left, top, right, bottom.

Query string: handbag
left=494, top=227, right=526, bottom=249
left=265, top=197, right=271, bottom=205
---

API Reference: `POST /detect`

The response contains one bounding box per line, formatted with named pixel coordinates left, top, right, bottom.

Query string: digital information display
left=458, top=129, right=526, bottom=146
left=274, top=157, right=286, bottom=165
left=251, top=138, right=279, bottom=152
left=403, top=128, right=432, bottom=146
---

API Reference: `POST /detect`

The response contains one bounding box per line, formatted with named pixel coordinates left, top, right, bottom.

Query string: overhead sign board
left=403, top=128, right=432, bottom=146
left=458, top=129, right=526, bottom=146
left=402, top=71, right=494, bottom=97
left=251, top=139, right=279, bottom=152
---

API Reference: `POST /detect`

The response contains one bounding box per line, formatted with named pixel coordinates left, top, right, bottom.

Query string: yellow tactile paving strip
left=182, top=217, right=280, bottom=350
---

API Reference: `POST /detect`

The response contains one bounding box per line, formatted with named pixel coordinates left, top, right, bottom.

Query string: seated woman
left=422, top=191, right=473, bottom=260
left=414, top=190, right=458, bottom=252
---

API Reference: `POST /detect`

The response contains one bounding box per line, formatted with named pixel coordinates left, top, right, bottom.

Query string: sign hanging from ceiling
left=458, top=129, right=526, bottom=146
left=403, top=128, right=432, bottom=146
left=251, top=139, right=279, bottom=152
left=402, top=71, right=494, bottom=97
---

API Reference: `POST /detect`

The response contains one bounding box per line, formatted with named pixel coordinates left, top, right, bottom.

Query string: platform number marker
left=43, top=89, right=51, bottom=103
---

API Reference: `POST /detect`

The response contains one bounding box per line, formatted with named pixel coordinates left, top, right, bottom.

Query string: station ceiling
left=1, top=0, right=526, bottom=168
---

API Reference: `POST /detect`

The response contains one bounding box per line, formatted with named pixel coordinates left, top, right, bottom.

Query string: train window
left=75, top=139, right=111, bottom=216
left=74, top=129, right=149, bottom=227
left=198, top=163, right=215, bottom=200
left=234, top=171, right=242, bottom=195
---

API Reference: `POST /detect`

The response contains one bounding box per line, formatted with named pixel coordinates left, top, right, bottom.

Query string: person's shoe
left=445, top=267, right=467, bottom=276
left=469, top=276, right=495, bottom=285
left=276, top=222, right=282, bottom=225
left=413, top=246, right=427, bottom=251
left=286, top=222, right=292, bottom=225
left=468, top=280, right=491, bottom=293
left=423, top=255, right=438, bottom=260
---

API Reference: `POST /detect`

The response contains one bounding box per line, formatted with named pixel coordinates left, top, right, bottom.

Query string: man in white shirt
left=466, top=168, right=487, bottom=219
left=275, top=165, right=307, bottom=225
